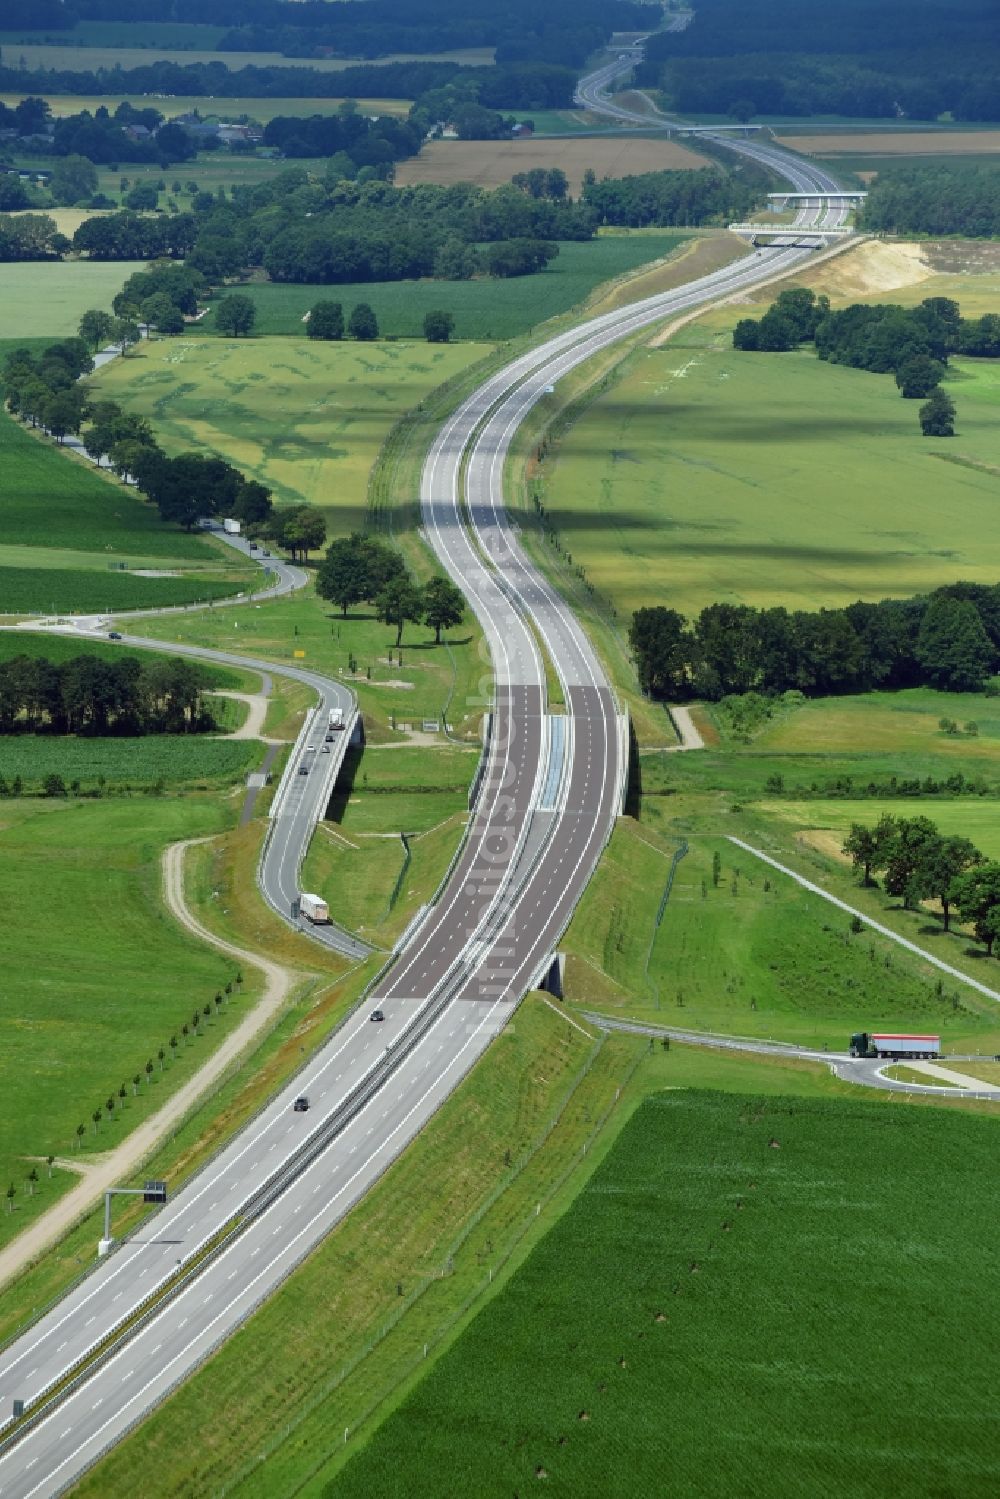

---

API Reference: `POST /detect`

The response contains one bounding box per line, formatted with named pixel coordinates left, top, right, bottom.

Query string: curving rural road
left=0, top=42, right=860, bottom=1498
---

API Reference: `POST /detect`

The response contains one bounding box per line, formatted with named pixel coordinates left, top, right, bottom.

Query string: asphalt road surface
left=0, top=46, right=858, bottom=1497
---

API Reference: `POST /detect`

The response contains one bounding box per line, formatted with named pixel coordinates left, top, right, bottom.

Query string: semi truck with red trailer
left=850, top=1032, right=940, bottom=1059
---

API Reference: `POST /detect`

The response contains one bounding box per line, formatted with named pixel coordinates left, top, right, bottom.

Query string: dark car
left=298, top=763, right=309, bottom=775
left=108, top=631, right=123, bottom=640
left=370, top=1009, right=385, bottom=1023
left=293, top=1096, right=309, bottom=1112
left=324, top=733, right=335, bottom=743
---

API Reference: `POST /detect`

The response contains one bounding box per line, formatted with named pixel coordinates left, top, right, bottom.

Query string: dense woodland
left=3, top=0, right=657, bottom=66
left=636, top=0, right=1000, bottom=120
left=0, top=654, right=218, bottom=736
left=861, top=166, right=1000, bottom=239
left=630, top=586, right=1000, bottom=702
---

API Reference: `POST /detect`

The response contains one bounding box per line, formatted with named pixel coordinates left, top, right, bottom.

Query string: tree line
left=635, top=0, right=999, bottom=121
left=317, top=534, right=466, bottom=645
left=731, top=288, right=1000, bottom=433
left=861, top=166, right=1000, bottom=240
left=0, top=654, right=218, bottom=736
left=843, top=813, right=1000, bottom=955
left=629, top=585, right=1000, bottom=702
left=580, top=166, right=763, bottom=229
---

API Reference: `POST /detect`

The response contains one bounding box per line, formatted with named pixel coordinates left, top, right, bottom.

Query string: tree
left=423, top=309, right=455, bottom=344
left=112, top=317, right=141, bottom=356
left=231, top=479, right=272, bottom=526
left=50, top=154, right=98, bottom=205
left=317, top=535, right=372, bottom=616
left=628, top=607, right=691, bottom=698
left=43, top=391, right=84, bottom=444
left=140, top=292, right=184, bottom=335
left=842, top=815, right=896, bottom=886
left=422, top=575, right=465, bottom=643
left=376, top=576, right=425, bottom=647
left=5, top=1183, right=14, bottom=1214
left=916, top=596, right=993, bottom=692
left=125, top=182, right=158, bottom=211
left=895, top=353, right=945, bottom=398
left=214, top=294, right=256, bottom=337
left=307, top=301, right=344, bottom=340
left=882, top=816, right=941, bottom=908
left=950, top=863, right=1000, bottom=955
left=78, top=308, right=116, bottom=352
left=348, top=302, right=379, bottom=341
left=919, top=387, right=955, bottom=436
left=914, top=834, right=982, bottom=930
left=280, top=505, right=327, bottom=562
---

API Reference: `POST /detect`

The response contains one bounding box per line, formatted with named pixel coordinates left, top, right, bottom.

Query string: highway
left=0, top=40, right=856, bottom=1498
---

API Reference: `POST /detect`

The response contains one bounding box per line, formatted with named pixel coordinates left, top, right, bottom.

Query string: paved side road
left=579, top=1013, right=1000, bottom=1101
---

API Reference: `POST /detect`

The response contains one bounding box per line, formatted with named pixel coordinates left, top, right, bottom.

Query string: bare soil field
left=778, top=130, right=1000, bottom=157
left=395, top=136, right=711, bottom=194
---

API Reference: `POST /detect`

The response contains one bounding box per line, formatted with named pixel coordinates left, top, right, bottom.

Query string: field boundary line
left=537, top=994, right=595, bottom=1039
left=728, top=835, right=1000, bottom=1005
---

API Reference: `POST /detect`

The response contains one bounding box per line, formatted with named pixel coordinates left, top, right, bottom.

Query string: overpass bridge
left=728, top=222, right=854, bottom=241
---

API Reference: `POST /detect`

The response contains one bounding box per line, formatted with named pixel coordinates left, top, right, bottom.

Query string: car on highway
left=108, top=631, right=122, bottom=640
left=370, top=1009, right=385, bottom=1023
left=324, top=732, right=335, bottom=742
left=293, top=1096, right=309, bottom=1112
left=298, top=763, right=309, bottom=775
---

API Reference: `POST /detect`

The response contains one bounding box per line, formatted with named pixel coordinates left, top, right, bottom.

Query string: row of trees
left=844, top=813, right=1000, bottom=954
left=628, top=587, right=1000, bottom=702
left=316, top=534, right=465, bottom=644
left=581, top=166, right=763, bottom=229
left=732, top=289, right=984, bottom=432
left=0, top=654, right=217, bottom=737
left=0, top=212, right=67, bottom=262
left=306, top=300, right=454, bottom=342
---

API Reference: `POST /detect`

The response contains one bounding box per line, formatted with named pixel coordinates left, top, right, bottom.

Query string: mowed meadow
left=537, top=337, right=1000, bottom=619
left=330, top=1089, right=1000, bottom=1499
left=91, top=336, right=491, bottom=534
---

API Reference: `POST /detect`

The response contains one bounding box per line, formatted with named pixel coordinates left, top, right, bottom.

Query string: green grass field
left=329, top=1088, right=1000, bottom=1499
left=0, top=629, right=246, bottom=684
left=0, top=565, right=248, bottom=614
left=138, top=581, right=487, bottom=741
left=0, top=260, right=146, bottom=340
left=90, top=337, right=490, bottom=533
left=0, top=736, right=259, bottom=790
left=302, top=743, right=475, bottom=942
left=562, top=817, right=1000, bottom=1050
left=0, top=796, right=253, bottom=1246
left=206, top=236, right=688, bottom=342
left=750, top=686, right=1000, bottom=760
left=536, top=339, right=1000, bottom=620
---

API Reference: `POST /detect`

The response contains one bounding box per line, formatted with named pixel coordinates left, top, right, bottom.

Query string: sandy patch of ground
left=778, top=130, right=1000, bottom=157
left=396, top=135, right=710, bottom=195
left=790, top=239, right=933, bottom=298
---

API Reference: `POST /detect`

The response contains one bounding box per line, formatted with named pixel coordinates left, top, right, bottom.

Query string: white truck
left=328, top=706, right=345, bottom=731
left=299, top=892, right=330, bottom=924
left=223, top=517, right=241, bottom=535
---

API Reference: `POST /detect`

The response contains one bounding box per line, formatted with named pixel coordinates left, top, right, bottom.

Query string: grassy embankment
left=0, top=397, right=255, bottom=612
left=328, top=1087, right=1000, bottom=1499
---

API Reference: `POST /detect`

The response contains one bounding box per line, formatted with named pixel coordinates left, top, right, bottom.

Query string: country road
left=0, top=39, right=864, bottom=1497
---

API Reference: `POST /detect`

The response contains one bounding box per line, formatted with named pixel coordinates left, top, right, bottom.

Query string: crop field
left=395, top=136, right=710, bottom=194
left=0, top=735, right=259, bottom=790
left=0, top=565, right=244, bottom=615
left=0, top=260, right=146, bottom=340
left=561, top=818, right=1000, bottom=1050
left=203, top=235, right=688, bottom=342
left=0, top=95, right=410, bottom=122
left=0, top=42, right=494, bottom=73
left=0, top=796, right=252, bottom=1248
left=536, top=340, right=1000, bottom=620
left=91, top=336, right=490, bottom=532
left=777, top=129, right=1000, bottom=157
left=330, top=1088, right=1000, bottom=1499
